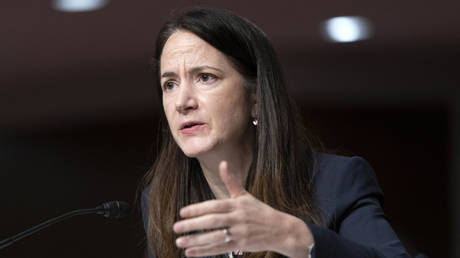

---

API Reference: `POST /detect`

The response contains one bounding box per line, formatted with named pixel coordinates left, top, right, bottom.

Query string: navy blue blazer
left=141, top=153, right=410, bottom=257
left=307, top=153, right=409, bottom=258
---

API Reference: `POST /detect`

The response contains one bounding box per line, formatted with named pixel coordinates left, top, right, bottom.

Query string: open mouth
left=180, top=121, right=205, bottom=130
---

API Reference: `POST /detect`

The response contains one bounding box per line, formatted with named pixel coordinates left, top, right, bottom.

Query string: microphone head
left=98, top=201, right=131, bottom=219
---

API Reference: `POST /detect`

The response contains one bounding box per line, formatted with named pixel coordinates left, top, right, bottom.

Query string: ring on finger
left=223, top=228, right=231, bottom=243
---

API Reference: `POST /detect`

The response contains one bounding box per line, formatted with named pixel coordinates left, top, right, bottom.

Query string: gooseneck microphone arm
left=0, top=200, right=130, bottom=250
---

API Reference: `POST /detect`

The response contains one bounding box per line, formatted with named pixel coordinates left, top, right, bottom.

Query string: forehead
left=160, top=31, right=234, bottom=73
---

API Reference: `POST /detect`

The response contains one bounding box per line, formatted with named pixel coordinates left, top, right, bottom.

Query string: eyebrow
left=161, top=65, right=224, bottom=78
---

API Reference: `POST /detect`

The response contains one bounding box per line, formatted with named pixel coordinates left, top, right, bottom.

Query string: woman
left=141, top=7, right=410, bottom=258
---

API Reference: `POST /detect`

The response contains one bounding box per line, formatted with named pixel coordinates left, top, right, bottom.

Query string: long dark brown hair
left=141, top=7, right=321, bottom=258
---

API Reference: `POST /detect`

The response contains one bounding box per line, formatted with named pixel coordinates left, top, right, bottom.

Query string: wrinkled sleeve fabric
left=308, top=154, right=410, bottom=258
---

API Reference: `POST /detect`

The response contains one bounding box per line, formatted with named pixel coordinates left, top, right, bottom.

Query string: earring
left=252, top=118, right=258, bottom=126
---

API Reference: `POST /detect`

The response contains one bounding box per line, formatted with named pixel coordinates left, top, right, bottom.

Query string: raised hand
left=173, top=161, right=314, bottom=257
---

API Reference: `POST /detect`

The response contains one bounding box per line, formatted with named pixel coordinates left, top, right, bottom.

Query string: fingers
left=174, top=160, right=251, bottom=256
left=219, top=161, right=245, bottom=198
left=176, top=229, right=239, bottom=257
left=180, top=199, right=234, bottom=218
left=174, top=213, right=233, bottom=234
left=185, top=241, right=237, bottom=257
left=176, top=228, right=230, bottom=248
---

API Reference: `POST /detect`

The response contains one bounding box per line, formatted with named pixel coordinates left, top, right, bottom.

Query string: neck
left=197, top=141, right=253, bottom=200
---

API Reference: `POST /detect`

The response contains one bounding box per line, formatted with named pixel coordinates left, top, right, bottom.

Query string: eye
left=163, top=80, right=176, bottom=91
left=198, top=73, right=217, bottom=83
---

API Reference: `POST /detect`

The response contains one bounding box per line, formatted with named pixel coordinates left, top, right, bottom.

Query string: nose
left=175, top=83, right=198, bottom=114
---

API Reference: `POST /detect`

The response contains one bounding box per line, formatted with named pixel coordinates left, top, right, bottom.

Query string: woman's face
left=160, top=31, right=255, bottom=158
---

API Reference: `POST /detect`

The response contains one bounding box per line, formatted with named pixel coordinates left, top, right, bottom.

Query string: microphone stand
left=0, top=201, right=129, bottom=250
left=0, top=207, right=100, bottom=250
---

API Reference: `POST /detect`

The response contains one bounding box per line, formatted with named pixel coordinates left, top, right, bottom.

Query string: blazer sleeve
left=308, top=155, right=410, bottom=258
left=141, top=186, right=156, bottom=258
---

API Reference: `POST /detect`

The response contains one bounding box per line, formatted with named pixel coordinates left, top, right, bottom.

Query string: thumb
left=219, top=161, right=245, bottom=198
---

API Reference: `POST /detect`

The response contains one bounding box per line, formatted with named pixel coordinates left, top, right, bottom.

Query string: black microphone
left=0, top=200, right=130, bottom=250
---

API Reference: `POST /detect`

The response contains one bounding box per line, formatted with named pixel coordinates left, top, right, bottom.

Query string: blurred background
left=1, top=0, right=458, bottom=257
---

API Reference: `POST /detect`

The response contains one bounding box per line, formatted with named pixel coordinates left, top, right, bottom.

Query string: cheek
left=163, top=100, right=176, bottom=129
left=212, top=95, right=250, bottom=133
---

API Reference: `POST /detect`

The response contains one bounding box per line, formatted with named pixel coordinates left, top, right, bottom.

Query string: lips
left=180, top=121, right=204, bottom=129
left=179, top=121, right=205, bottom=135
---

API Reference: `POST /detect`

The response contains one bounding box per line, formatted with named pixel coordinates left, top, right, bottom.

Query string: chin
left=178, top=141, right=215, bottom=158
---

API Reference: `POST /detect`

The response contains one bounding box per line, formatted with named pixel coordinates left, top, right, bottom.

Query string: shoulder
left=313, top=153, right=382, bottom=197
left=312, top=153, right=384, bottom=224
